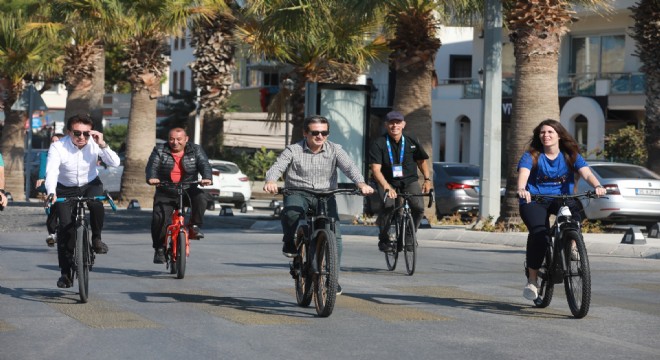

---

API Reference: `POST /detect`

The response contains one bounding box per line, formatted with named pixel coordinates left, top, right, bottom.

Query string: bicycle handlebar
left=45, top=192, right=117, bottom=213
left=153, top=180, right=202, bottom=187
left=385, top=189, right=435, bottom=208
left=278, top=187, right=364, bottom=197
left=530, top=191, right=607, bottom=202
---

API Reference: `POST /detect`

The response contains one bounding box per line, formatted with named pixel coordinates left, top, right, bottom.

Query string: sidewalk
left=250, top=220, right=660, bottom=259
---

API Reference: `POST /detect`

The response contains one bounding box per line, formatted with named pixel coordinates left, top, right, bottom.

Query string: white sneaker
left=571, top=245, right=580, bottom=261
left=523, top=281, right=538, bottom=301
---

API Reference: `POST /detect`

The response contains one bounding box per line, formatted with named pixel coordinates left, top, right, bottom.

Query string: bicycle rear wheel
left=533, top=244, right=554, bottom=308
left=563, top=230, right=591, bottom=318
left=314, top=229, right=338, bottom=317
left=176, top=231, right=187, bottom=279
left=384, top=217, right=398, bottom=271
left=402, top=214, right=417, bottom=276
left=76, top=224, right=89, bottom=303
left=294, top=242, right=313, bottom=307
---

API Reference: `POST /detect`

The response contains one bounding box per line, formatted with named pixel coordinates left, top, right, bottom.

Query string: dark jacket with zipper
left=145, top=142, right=213, bottom=193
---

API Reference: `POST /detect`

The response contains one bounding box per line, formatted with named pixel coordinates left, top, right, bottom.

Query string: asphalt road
left=1, top=204, right=660, bottom=360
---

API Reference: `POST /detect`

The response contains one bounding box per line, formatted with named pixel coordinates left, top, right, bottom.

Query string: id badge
left=392, top=165, right=403, bottom=178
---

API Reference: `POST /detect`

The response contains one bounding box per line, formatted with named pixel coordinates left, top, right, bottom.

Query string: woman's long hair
left=527, top=119, right=581, bottom=172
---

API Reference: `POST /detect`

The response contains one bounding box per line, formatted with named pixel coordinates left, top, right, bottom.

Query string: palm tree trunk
left=64, top=44, right=106, bottom=130
left=120, top=88, right=157, bottom=205
left=393, top=66, right=434, bottom=221
left=502, top=52, right=560, bottom=220
left=0, top=110, right=26, bottom=200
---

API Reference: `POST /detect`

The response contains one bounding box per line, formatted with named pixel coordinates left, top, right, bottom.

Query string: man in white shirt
left=45, top=114, right=121, bottom=288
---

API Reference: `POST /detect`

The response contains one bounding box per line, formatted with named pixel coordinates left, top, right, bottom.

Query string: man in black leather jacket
left=146, top=127, right=213, bottom=264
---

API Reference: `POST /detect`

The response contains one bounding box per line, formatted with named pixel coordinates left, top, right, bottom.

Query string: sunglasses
left=72, top=130, right=91, bottom=138
left=309, top=130, right=329, bottom=137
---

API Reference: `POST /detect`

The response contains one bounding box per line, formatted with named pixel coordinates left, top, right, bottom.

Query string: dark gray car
left=433, top=162, right=504, bottom=218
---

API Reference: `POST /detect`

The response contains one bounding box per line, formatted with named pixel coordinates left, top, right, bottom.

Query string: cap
left=386, top=111, right=404, bottom=121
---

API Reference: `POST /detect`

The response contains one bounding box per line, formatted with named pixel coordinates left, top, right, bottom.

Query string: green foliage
left=233, top=146, right=279, bottom=181
left=602, top=126, right=647, bottom=165
left=102, top=124, right=127, bottom=153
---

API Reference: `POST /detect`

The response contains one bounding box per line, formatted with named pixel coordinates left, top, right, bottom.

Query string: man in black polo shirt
left=368, top=111, right=432, bottom=252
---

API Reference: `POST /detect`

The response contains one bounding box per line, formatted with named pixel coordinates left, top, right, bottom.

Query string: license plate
left=220, top=191, right=232, bottom=197
left=636, top=188, right=660, bottom=196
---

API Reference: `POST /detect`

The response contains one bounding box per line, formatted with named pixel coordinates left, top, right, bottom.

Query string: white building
left=431, top=0, right=644, bottom=165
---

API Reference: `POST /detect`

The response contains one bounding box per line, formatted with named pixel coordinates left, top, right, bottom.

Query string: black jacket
left=145, top=143, right=213, bottom=190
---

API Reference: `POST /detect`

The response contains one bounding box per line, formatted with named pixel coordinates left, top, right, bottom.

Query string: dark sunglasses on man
left=72, top=130, right=91, bottom=138
left=309, top=130, right=329, bottom=137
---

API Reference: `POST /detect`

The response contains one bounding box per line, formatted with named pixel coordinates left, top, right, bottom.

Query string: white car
left=201, top=159, right=252, bottom=211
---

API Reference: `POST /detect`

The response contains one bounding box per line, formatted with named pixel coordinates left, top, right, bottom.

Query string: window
left=449, top=55, right=472, bottom=83
left=172, top=71, right=178, bottom=94
left=263, top=72, right=279, bottom=86
left=570, top=34, right=625, bottom=75
left=575, top=115, right=588, bottom=153
left=179, top=71, right=185, bottom=92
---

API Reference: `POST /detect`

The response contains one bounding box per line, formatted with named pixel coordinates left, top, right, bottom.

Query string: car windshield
left=442, top=166, right=480, bottom=177
left=213, top=163, right=239, bottom=174
left=593, top=165, right=660, bottom=180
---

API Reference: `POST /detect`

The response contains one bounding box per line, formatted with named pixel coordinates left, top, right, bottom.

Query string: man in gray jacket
left=146, top=127, right=213, bottom=264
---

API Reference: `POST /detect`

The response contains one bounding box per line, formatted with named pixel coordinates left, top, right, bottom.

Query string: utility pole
left=478, top=0, right=503, bottom=223
left=194, top=87, right=201, bottom=145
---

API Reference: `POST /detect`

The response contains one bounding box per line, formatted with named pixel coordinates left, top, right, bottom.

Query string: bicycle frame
left=156, top=181, right=199, bottom=279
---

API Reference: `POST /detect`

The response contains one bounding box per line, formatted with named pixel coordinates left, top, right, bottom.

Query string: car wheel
left=240, top=203, right=248, bottom=213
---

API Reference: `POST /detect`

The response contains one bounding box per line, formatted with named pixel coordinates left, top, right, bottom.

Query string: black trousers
left=520, top=199, right=582, bottom=270
left=151, top=187, right=208, bottom=249
left=376, top=181, right=425, bottom=238
left=55, top=177, right=105, bottom=274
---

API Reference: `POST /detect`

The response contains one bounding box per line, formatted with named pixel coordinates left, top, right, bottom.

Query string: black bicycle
left=526, top=191, right=602, bottom=318
left=281, top=187, right=362, bottom=317
left=383, top=189, right=434, bottom=276
left=47, top=192, right=117, bottom=303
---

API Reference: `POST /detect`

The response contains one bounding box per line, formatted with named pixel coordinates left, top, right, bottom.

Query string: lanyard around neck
left=386, top=135, right=405, bottom=165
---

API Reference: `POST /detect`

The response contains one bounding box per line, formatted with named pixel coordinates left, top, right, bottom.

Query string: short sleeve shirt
left=369, top=133, right=429, bottom=188
left=518, top=151, right=588, bottom=195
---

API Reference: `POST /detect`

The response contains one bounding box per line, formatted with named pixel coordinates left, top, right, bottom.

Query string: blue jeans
left=281, top=191, right=343, bottom=269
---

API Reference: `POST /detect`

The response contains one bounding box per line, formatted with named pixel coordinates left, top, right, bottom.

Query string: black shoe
left=153, top=248, right=166, bottom=264
left=282, top=240, right=296, bottom=258
left=93, top=238, right=108, bottom=254
left=57, top=274, right=72, bottom=288
left=336, top=284, right=342, bottom=296
left=190, top=225, right=204, bottom=240
left=378, top=240, right=393, bottom=252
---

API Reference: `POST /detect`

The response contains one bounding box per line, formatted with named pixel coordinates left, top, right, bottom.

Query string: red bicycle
left=157, top=181, right=199, bottom=279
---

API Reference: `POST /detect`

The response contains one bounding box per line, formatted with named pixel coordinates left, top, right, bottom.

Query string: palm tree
left=0, top=10, right=63, bottom=200
left=629, top=0, right=660, bottom=175
left=116, top=0, right=219, bottom=205
left=189, top=1, right=237, bottom=157
left=500, top=0, right=609, bottom=221
left=352, top=0, right=448, bottom=221
left=49, top=0, right=123, bottom=130
left=240, top=0, right=387, bottom=144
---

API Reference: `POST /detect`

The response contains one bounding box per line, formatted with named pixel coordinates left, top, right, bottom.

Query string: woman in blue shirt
left=517, top=119, right=606, bottom=301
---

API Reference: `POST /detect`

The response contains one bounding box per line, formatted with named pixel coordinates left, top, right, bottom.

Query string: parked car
left=575, top=161, right=660, bottom=226
left=97, top=164, right=123, bottom=197
left=201, top=159, right=252, bottom=212
left=433, top=162, right=505, bottom=218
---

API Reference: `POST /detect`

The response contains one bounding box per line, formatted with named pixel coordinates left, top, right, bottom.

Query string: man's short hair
left=303, top=115, right=330, bottom=132
left=66, top=114, right=94, bottom=131
left=385, top=111, right=404, bottom=122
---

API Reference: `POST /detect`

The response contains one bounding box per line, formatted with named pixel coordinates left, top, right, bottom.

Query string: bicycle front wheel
left=176, top=231, right=187, bottom=279
left=563, top=230, right=591, bottom=318
left=294, top=242, right=313, bottom=307
left=402, top=214, right=417, bottom=276
left=314, top=230, right=338, bottom=317
left=76, top=224, right=90, bottom=303
left=384, top=217, right=398, bottom=271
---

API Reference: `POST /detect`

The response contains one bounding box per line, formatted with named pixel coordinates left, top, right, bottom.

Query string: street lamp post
left=194, top=87, right=201, bottom=145
left=478, top=0, right=503, bottom=223
left=283, top=78, right=294, bottom=146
